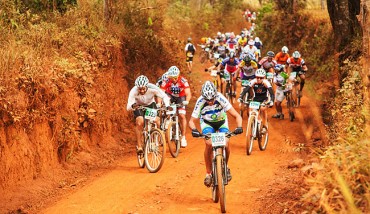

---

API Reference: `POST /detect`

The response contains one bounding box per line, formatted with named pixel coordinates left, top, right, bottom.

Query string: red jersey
left=161, top=76, right=190, bottom=97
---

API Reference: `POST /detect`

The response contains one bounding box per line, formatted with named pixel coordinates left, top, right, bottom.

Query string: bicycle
left=223, top=71, right=234, bottom=104
left=290, top=71, right=302, bottom=107
left=244, top=101, right=269, bottom=155
left=195, top=131, right=239, bottom=213
left=284, top=83, right=296, bottom=121
left=159, top=103, right=182, bottom=158
left=136, top=106, right=166, bottom=173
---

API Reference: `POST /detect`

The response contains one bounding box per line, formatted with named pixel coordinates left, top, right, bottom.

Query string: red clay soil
left=0, top=59, right=326, bottom=214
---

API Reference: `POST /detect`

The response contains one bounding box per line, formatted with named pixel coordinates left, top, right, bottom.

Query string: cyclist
left=156, top=71, right=169, bottom=87
left=188, top=81, right=243, bottom=187
left=218, top=51, right=240, bottom=97
left=254, top=37, right=263, bottom=61
left=212, top=39, right=227, bottom=59
left=127, top=75, right=170, bottom=153
left=185, top=37, right=196, bottom=74
left=161, top=66, right=192, bottom=147
left=275, top=46, right=290, bottom=66
left=258, top=51, right=278, bottom=75
left=272, top=64, right=289, bottom=119
left=243, top=40, right=259, bottom=61
left=235, top=55, right=258, bottom=82
left=226, top=33, right=238, bottom=53
left=286, top=51, right=308, bottom=97
left=237, top=33, right=248, bottom=56
left=238, top=69, right=274, bottom=134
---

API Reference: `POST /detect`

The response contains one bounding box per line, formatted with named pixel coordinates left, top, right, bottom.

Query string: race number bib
left=211, top=70, right=218, bottom=77
left=145, top=108, right=157, bottom=121
left=241, top=79, right=250, bottom=86
left=211, top=132, right=226, bottom=147
left=249, top=101, right=260, bottom=110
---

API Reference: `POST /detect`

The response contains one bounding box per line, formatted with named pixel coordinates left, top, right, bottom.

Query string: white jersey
left=191, top=93, right=232, bottom=122
left=126, top=83, right=170, bottom=111
left=243, top=45, right=258, bottom=56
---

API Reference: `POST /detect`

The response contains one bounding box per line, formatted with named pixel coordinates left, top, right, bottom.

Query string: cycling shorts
left=133, top=102, right=157, bottom=119
left=200, top=118, right=229, bottom=134
left=169, top=95, right=186, bottom=115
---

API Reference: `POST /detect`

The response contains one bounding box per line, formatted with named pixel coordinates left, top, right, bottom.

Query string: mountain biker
left=212, top=39, right=227, bottom=59
left=258, top=51, right=278, bottom=74
left=235, top=55, right=258, bottom=82
left=127, top=75, right=170, bottom=154
left=254, top=37, right=263, bottom=61
left=218, top=51, right=240, bottom=97
left=156, top=71, right=169, bottom=87
left=275, top=46, right=290, bottom=66
left=238, top=69, right=275, bottom=134
left=226, top=33, right=238, bottom=53
left=188, top=81, right=243, bottom=187
left=272, top=64, right=289, bottom=119
left=185, top=37, right=196, bottom=74
left=243, top=40, right=259, bottom=61
left=286, top=51, right=308, bottom=97
left=161, top=66, right=192, bottom=148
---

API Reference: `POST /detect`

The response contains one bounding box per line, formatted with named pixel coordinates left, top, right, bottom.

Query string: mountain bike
left=160, top=103, right=182, bottom=158
left=290, top=71, right=302, bottom=107
left=195, top=131, right=239, bottom=213
left=136, top=106, right=166, bottom=173
left=284, top=83, right=296, bottom=121
left=198, top=44, right=211, bottom=64
left=223, top=71, right=234, bottom=104
left=244, top=101, right=269, bottom=155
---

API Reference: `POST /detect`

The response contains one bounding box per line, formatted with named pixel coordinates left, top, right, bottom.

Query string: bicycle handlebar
left=195, top=131, right=238, bottom=140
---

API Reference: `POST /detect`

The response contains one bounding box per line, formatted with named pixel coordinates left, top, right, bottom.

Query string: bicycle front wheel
left=246, top=115, right=255, bottom=155
left=216, top=153, right=226, bottom=213
left=166, top=121, right=180, bottom=158
left=286, top=93, right=295, bottom=122
left=145, top=128, right=166, bottom=173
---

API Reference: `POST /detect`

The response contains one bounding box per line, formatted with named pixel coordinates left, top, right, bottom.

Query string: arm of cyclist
left=188, top=116, right=201, bottom=137
left=126, top=88, right=137, bottom=111
left=226, top=107, right=243, bottom=134
left=148, top=83, right=170, bottom=107
left=183, top=87, right=192, bottom=106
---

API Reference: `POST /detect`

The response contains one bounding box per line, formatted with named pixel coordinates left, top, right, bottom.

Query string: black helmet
left=243, top=55, right=251, bottom=63
left=267, top=51, right=275, bottom=57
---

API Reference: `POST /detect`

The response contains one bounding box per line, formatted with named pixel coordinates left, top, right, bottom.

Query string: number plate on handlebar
left=166, top=104, right=177, bottom=115
left=249, top=101, right=260, bottom=110
left=211, top=70, right=218, bottom=77
left=241, top=79, right=250, bottom=86
left=266, top=73, right=273, bottom=79
left=205, top=47, right=210, bottom=52
left=145, top=108, right=157, bottom=121
left=290, top=72, right=297, bottom=78
left=224, top=72, right=230, bottom=80
left=211, top=132, right=226, bottom=147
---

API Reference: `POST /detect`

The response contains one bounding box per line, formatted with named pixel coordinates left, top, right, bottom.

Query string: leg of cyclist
left=135, top=116, right=144, bottom=152
left=201, top=122, right=215, bottom=187
left=260, top=106, right=268, bottom=134
left=272, top=88, right=284, bottom=119
left=299, top=72, right=306, bottom=94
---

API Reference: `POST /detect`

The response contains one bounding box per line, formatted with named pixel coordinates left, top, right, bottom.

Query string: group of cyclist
left=127, top=31, right=308, bottom=188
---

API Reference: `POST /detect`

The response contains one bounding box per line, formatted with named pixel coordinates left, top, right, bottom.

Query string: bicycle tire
left=246, top=115, right=255, bottom=155
left=216, top=152, right=226, bottom=213
left=286, top=93, right=295, bottom=122
left=144, top=128, right=166, bottom=173
left=212, top=182, right=219, bottom=203
left=225, top=82, right=233, bottom=104
left=258, top=125, right=269, bottom=151
left=166, top=121, right=180, bottom=158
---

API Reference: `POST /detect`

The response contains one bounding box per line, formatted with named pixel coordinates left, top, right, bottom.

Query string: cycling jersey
left=243, top=45, right=258, bottom=58
left=161, top=76, right=190, bottom=97
left=191, top=93, right=232, bottom=122
left=238, top=38, right=247, bottom=46
left=275, top=52, right=290, bottom=65
left=213, top=44, right=227, bottom=57
left=221, top=57, right=240, bottom=73
left=238, top=60, right=258, bottom=79
left=286, top=57, right=306, bottom=72
left=258, top=57, right=277, bottom=70
left=127, top=83, right=170, bottom=111
left=241, top=79, right=274, bottom=103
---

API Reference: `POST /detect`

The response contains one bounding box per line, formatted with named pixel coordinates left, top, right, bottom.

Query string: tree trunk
left=104, top=0, right=112, bottom=23
left=327, top=0, right=362, bottom=51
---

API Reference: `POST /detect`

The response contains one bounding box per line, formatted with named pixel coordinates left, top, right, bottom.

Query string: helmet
left=161, top=71, right=169, bottom=80
left=243, top=55, right=252, bottom=63
left=248, top=40, right=255, bottom=46
left=274, top=64, right=283, bottom=72
left=229, top=51, right=236, bottom=58
left=254, top=37, right=260, bottom=42
left=241, top=33, right=245, bottom=37
left=135, top=75, right=149, bottom=88
left=282, top=46, right=289, bottom=53
left=267, top=51, right=275, bottom=57
left=167, top=66, right=180, bottom=77
left=255, top=69, right=266, bottom=77
left=201, top=81, right=217, bottom=100
left=217, top=32, right=221, bottom=36
left=187, top=37, right=192, bottom=42
left=292, top=51, right=301, bottom=59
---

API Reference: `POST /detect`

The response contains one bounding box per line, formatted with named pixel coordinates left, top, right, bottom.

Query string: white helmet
left=201, top=81, right=217, bottom=100
left=248, top=40, right=255, bottom=46
left=135, top=75, right=149, bottom=87
left=167, top=66, right=180, bottom=77
left=217, top=32, right=221, bottom=36
left=255, top=69, right=266, bottom=78
left=292, top=51, right=301, bottom=59
left=282, top=46, right=289, bottom=53
left=254, top=37, right=260, bottom=42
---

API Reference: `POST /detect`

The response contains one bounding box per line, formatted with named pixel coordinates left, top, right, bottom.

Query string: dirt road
left=41, top=61, right=310, bottom=214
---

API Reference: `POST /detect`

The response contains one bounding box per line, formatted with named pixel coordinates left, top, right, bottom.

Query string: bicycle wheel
left=145, top=128, right=166, bottom=173
left=212, top=172, right=219, bottom=203
left=258, top=124, right=269, bottom=151
left=286, top=93, right=295, bottom=122
left=216, top=152, right=226, bottom=213
left=225, top=82, right=233, bottom=104
left=166, top=121, right=180, bottom=158
left=245, top=115, right=255, bottom=155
